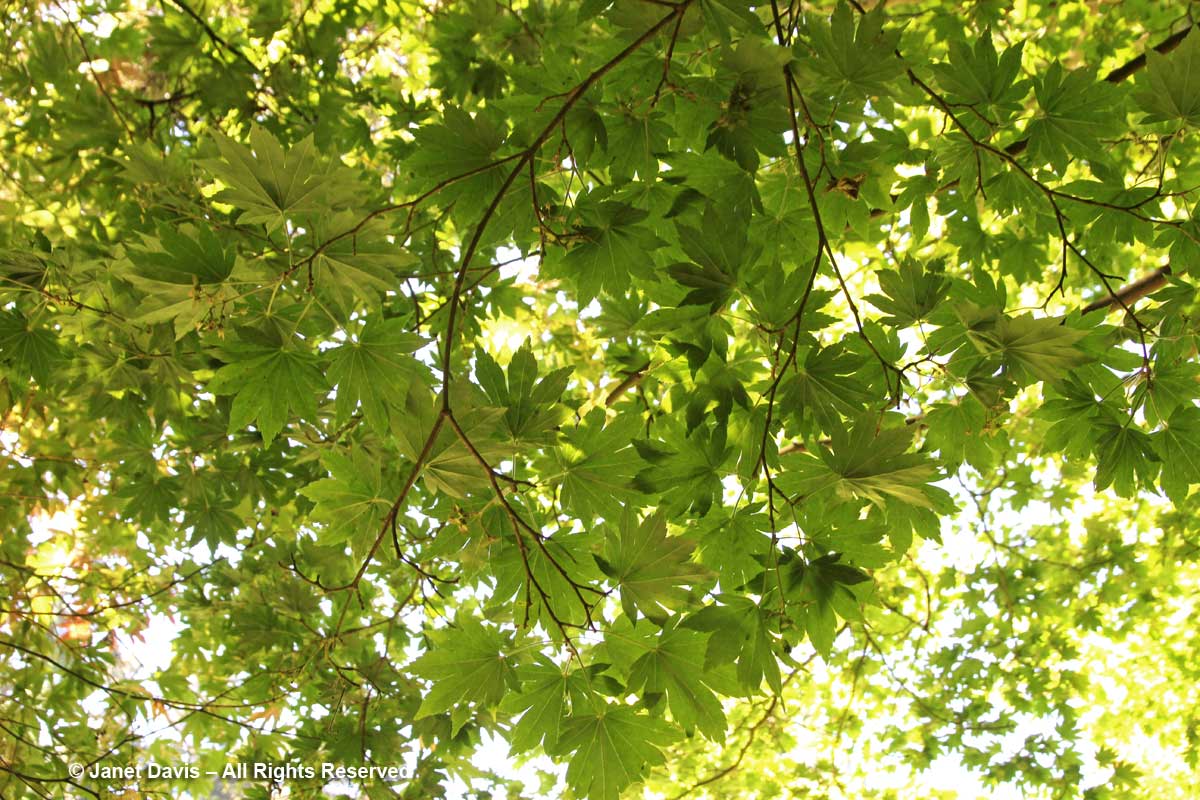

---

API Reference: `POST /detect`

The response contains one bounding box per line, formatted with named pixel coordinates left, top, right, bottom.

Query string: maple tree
left=2, top=1, right=1200, bottom=798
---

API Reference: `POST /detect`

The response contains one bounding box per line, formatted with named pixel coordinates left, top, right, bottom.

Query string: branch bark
left=1080, top=265, right=1172, bottom=315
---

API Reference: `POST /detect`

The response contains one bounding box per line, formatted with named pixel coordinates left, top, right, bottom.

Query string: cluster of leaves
left=1, top=1, right=1199, bottom=798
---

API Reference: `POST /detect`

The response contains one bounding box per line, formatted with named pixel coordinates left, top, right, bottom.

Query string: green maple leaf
left=797, top=1, right=902, bottom=99
left=685, top=595, right=781, bottom=694
left=475, top=340, right=571, bottom=442
left=1093, top=417, right=1160, bottom=497
left=667, top=204, right=758, bottom=311
left=705, top=40, right=791, bottom=172
left=683, top=353, right=752, bottom=434
left=704, top=112, right=762, bottom=173
left=551, top=705, right=676, bottom=800
left=803, top=596, right=838, bottom=658
left=131, top=223, right=237, bottom=285
left=932, top=132, right=987, bottom=202
left=226, top=603, right=286, bottom=657
left=1134, top=30, right=1200, bottom=127
left=565, top=105, right=607, bottom=165
left=0, top=310, right=62, bottom=384
left=866, top=258, right=949, bottom=327
left=407, top=105, right=505, bottom=181
left=923, top=394, right=992, bottom=471
left=777, top=414, right=953, bottom=513
left=781, top=340, right=875, bottom=433
left=207, top=339, right=329, bottom=444
left=403, top=106, right=507, bottom=220
left=1133, top=360, right=1200, bottom=427
left=595, top=508, right=714, bottom=622
left=394, top=384, right=506, bottom=498
left=114, top=472, right=178, bottom=527
left=1040, top=379, right=1104, bottom=459
left=747, top=266, right=836, bottom=332
left=930, top=34, right=1028, bottom=113
left=205, top=125, right=345, bottom=230
left=327, top=318, right=424, bottom=434
left=991, top=314, right=1089, bottom=383
left=1026, top=64, right=1122, bottom=171
left=298, top=451, right=390, bottom=547
left=555, top=200, right=664, bottom=305
left=185, top=500, right=242, bottom=550
left=605, top=107, right=671, bottom=181
left=1160, top=217, right=1200, bottom=275
left=123, top=224, right=242, bottom=337
left=308, top=215, right=420, bottom=317
left=500, top=655, right=571, bottom=754
left=410, top=619, right=517, bottom=736
left=1153, top=406, right=1200, bottom=502
left=805, top=553, right=871, bottom=598
left=810, top=519, right=895, bottom=569
left=627, top=623, right=726, bottom=738
left=694, top=510, right=770, bottom=590
left=784, top=554, right=870, bottom=658
left=493, top=527, right=604, bottom=631
left=666, top=260, right=738, bottom=312
left=555, top=408, right=646, bottom=522
left=120, top=221, right=249, bottom=338
left=698, top=0, right=759, bottom=40
left=633, top=422, right=730, bottom=515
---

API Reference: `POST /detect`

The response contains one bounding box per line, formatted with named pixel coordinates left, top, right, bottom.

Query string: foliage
left=2, top=1, right=1200, bottom=798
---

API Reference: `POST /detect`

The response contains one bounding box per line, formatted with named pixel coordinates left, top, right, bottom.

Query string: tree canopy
left=2, top=0, right=1200, bottom=798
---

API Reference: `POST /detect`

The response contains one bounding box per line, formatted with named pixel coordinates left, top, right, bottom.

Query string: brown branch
left=900, top=64, right=1156, bottom=347
left=784, top=70, right=898, bottom=400
left=651, top=10, right=686, bottom=105
left=1105, top=24, right=1194, bottom=83
left=1081, top=265, right=1172, bottom=315
left=291, top=151, right=528, bottom=284
left=604, top=365, right=650, bottom=407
